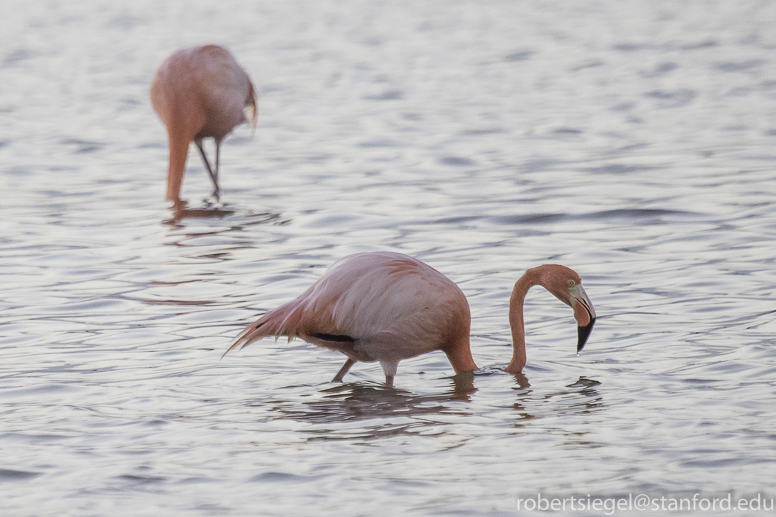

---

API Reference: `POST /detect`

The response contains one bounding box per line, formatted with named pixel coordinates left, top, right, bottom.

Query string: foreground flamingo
left=224, top=252, right=596, bottom=386
left=150, top=45, right=257, bottom=202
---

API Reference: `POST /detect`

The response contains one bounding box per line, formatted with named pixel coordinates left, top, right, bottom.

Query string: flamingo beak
left=571, top=285, right=596, bottom=352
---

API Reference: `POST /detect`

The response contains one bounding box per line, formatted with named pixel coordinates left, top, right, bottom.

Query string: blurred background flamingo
left=150, top=45, right=257, bottom=203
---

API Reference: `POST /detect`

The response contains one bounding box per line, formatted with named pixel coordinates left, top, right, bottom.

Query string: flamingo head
left=541, top=265, right=597, bottom=352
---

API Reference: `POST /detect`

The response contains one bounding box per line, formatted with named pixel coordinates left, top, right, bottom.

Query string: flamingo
left=150, top=45, right=257, bottom=203
left=224, top=252, right=596, bottom=386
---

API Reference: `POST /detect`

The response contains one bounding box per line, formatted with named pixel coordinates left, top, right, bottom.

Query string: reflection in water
left=451, top=370, right=477, bottom=400
left=168, top=206, right=236, bottom=221
left=512, top=376, right=604, bottom=425
left=271, top=378, right=474, bottom=431
left=4, top=1, right=776, bottom=513
left=260, top=373, right=603, bottom=441
left=164, top=200, right=286, bottom=226
left=510, top=371, right=531, bottom=389
left=162, top=205, right=288, bottom=253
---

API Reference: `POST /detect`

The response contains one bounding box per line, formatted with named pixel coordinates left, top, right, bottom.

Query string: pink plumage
left=225, top=252, right=475, bottom=386
left=150, top=45, right=257, bottom=202
left=224, top=252, right=596, bottom=386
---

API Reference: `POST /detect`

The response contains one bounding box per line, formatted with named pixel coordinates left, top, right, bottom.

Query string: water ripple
left=2, top=1, right=776, bottom=515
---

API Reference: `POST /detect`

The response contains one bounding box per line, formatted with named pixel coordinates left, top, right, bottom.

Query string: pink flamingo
left=150, top=45, right=257, bottom=203
left=224, top=252, right=596, bottom=386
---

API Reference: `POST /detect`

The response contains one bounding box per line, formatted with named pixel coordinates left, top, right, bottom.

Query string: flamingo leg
left=195, top=139, right=220, bottom=200
left=212, top=138, right=221, bottom=200
left=380, top=360, right=398, bottom=387
left=331, top=358, right=356, bottom=383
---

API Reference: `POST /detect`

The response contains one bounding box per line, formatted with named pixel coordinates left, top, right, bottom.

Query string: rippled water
left=2, top=1, right=776, bottom=515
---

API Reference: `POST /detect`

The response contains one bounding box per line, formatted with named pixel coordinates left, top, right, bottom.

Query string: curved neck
left=506, top=268, right=541, bottom=373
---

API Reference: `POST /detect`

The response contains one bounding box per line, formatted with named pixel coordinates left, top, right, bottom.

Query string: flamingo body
left=150, top=45, right=257, bottom=202
left=225, top=252, right=475, bottom=385
left=225, top=253, right=596, bottom=386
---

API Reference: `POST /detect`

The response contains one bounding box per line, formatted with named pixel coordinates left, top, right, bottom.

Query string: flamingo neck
left=506, top=268, right=542, bottom=373
left=166, top=130, right=189, bottom=201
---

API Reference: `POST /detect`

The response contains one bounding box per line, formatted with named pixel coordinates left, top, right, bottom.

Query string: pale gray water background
left=2, top=1, right=776, bottom=515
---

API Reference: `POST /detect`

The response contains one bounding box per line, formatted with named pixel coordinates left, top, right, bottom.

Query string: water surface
left=2, top=1, right=776, bottom=515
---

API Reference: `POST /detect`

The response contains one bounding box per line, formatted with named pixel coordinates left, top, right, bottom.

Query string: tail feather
left=245, top=79, right=258, bottom=130
left=222, top=300, right=304, bottom=358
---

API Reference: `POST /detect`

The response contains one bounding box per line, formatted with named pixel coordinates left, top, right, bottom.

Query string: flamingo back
left=226, top=252, right=471, bottom=364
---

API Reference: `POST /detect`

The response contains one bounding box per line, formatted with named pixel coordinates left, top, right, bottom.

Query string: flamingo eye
left=568, top=279, right=576, bottom=287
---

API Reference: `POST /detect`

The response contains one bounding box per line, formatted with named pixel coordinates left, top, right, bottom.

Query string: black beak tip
left=577, top=318, right=596, bottom=352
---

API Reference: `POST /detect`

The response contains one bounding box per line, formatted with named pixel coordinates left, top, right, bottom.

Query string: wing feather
left=224, top=252, right=469, bottom=363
